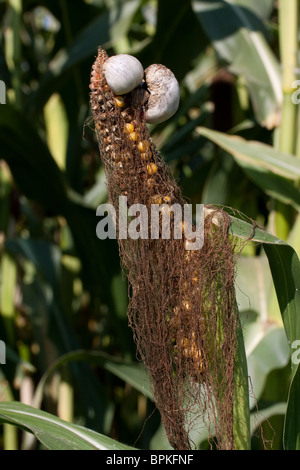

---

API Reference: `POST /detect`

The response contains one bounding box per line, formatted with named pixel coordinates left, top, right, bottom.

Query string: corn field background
left=0, top=0, right=300, bottom=451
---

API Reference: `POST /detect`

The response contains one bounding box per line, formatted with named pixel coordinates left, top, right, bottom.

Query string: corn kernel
left=146, top=178, right=155, bottom=189
left=138, top=140, right=151, bottom=152
left=147, top=163, right=158, bottom=175
left=183, top=300, right=192, bottom=311
left=141, top=151, right=152, bottom=161
left=163, top=196, right=171, bottom=203
left=129, top=131, right=139, bottom=142
left=150, top=194, right=163, bottom=205
left=124, top=123, right=134, bottom=134
left=115, top=96, right=125, bottom=107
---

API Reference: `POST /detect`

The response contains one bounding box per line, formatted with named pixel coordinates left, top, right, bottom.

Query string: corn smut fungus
left=90, top=47, right=247, bottom=450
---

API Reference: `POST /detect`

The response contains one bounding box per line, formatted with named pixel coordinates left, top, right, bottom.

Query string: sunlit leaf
left=0, top=402, right=136, bottom=450
left=198, top=127, right=300, bottom=209
left=250, top=402, right=287, bottom=435
left=198, top=127, right=300, bottom=180
left=246, top=323, right=290, bottom=407
left=192, top=0, right=282, bottom=126
left=263, top=243, right=300, bottom=449
left=227, top=0, right=275, bottom=21
left=284, top=364, right=300, bottom=450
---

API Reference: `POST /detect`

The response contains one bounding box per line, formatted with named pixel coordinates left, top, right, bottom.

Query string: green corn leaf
left=0, top=402, right=136, bottom=450
left=230, top=212, right=300, bottom=450
left=263, top=242, right=300, bottom=449
left=283, top=365, right=300, bottom=450
left=192, top=0, right=282, bottom=127
left=198, top=127, right=300, bottom=209
left=198, top=127, right=300, bottom=180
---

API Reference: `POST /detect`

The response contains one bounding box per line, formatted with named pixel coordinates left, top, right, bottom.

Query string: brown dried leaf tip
left=90, top=47, right=242, bottom=450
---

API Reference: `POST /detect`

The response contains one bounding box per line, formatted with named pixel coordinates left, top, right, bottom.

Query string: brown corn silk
left=90, top=47, right=240, bottom=450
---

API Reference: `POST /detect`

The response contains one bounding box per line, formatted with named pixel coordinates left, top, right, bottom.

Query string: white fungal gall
left=144, top=64, right=180, bottom=124
left=103, top=54, right=144, bottom=95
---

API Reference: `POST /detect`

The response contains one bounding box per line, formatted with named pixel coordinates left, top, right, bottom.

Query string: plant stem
left=275, top=0, right=299, bottom=240
left=232, top=314, right=251, bottom=450
left=57, top=367, right=74, bottom=423
left=4, top=0, right=22, bottom=109
left=0, top=252, right=17, bottom=344
left=278, top=0, right=298, bottom=154
left=0, top=369, right=18, bottom=450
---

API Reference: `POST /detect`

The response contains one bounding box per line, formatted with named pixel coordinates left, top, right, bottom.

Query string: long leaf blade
left=0, top=402, right=136, bottom=450
left=263, top=244, right=300, bottom=449
left=198, top=127, right=300, bottom=180
left=192, top=0, right=282, bottom=126
left=198, top=127, right=300, bottom=209
left=231, top=213, right=300, bottom=449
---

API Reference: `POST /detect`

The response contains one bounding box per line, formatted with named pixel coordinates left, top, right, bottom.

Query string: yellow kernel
left=191, top=347, right=202, bottom=360
left=138, top=140, right=151, bottom=152
left=163, top=196, right=171, bottom=203
left=183, top=300, right=192, bottom=311
left=146, top=177, right=155, bottom=189
left=129, top=131, right=139, bottom=141
left=141, top=151, right=152, bottom=161
left=124, top=123, right=134, bottom=134
left=115, top=96, right=125, bottom=107
left=184, top=251, right=195, bottom=262
left=150, top=194, right=163, bottom=205
left=147, top=163, right=158, bottom=175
